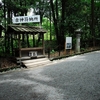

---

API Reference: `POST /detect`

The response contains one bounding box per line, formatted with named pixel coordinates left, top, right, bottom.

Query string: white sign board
left=66, top=37, right=72, bottom=49
left=12, top=15, right=40, bottom=24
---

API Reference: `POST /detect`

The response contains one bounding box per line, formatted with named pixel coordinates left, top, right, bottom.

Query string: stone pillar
left=76, top=34, right=81, bottom=53
left=75, top=29, right=83, bottom=53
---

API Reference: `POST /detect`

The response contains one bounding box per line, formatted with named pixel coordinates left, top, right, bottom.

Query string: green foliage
left=42, top=17, right=55, bottom=36
left=50, top=49, right=55, bottom=54
left=81, top=48, right=86, bottom=52
left=0, top=0, right=100, bottom=56
left=0, top=37, right=5, bottom=56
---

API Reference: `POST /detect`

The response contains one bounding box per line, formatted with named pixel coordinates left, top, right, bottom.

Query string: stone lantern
left=75, top=28, right=83, bottom=53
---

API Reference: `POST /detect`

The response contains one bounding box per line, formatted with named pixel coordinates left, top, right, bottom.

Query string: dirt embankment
left=0, top=57, right=17, bottom=70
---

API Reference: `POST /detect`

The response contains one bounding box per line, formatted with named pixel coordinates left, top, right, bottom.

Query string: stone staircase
left=22, top=58, right=52, bottom=68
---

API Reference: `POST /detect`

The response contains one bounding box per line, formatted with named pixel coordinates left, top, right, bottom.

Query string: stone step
left=22, top=58, right=51, bottom=68
left=25, top=61, right=52, bottom=68
left=22, top=58, right=48, bottom=64
left=16, top=55, right=46, bottom=64
left=24, top=59, right=50, bottom=66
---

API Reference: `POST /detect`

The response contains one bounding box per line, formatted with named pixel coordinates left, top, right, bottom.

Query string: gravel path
left=0, top=51, right=100, bottom=100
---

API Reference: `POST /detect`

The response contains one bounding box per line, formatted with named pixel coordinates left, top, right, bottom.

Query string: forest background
left=0, top=0, right=100, bottom=58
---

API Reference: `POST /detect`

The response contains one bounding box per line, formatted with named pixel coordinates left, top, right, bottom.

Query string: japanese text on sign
left=66, top=37, right=72, bottom=49
left=12, top=15, right=40, bottom=24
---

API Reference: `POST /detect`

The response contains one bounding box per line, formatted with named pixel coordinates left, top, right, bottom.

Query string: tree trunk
left=60, top=0, right=66, bottom=48
left=50, top=0, right=59, bottom=44
left=91, top=0, right=95, bottom=47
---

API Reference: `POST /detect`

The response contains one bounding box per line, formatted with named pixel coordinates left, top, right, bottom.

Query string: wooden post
left=26, top=33, right=29, bottom=47
left=18, top=34, right=21, bottom=58
left=4, top=32, right=7, bottom=54
left=5, top=33, right=10, bottom=54
left=22, top=33, right=25, bottom=48
left=64, top=40, right=67, bottom=55
left=7, top=33, right=10, bottom=54
left=33, top=34, right=35, bottom=47
left=42, top=33, right=45, bottom=55
left=11, top=33, right=14, bottom=56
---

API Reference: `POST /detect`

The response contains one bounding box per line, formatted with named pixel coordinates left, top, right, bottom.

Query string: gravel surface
left=0, top=51, right=100, bottom=100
